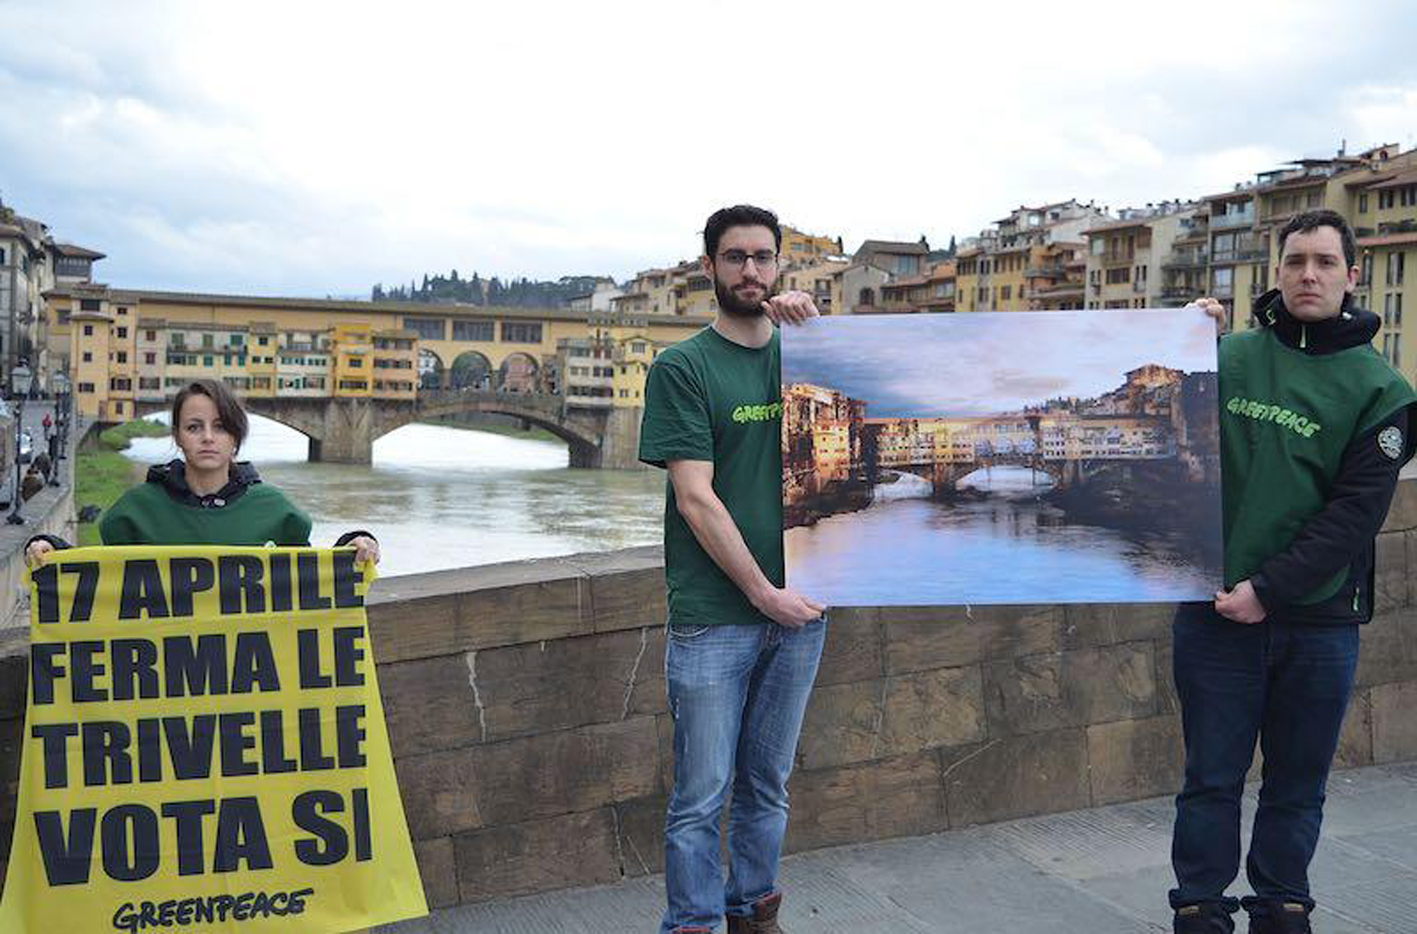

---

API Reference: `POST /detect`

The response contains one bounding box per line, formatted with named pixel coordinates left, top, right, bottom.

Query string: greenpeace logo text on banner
left=112, top=888, right=314, bottom=932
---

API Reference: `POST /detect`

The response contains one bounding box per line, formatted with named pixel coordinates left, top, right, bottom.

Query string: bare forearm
left=677, top=494, right=773, bottom=606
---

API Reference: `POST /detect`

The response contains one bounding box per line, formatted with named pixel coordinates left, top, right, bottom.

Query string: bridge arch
left=419, top=348, right=446, bottom=390
left=498, top=352, right=539, bottom=393
left=450, top=350, right=493, bottom=390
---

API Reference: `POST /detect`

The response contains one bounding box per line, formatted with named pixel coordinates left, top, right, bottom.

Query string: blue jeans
left=1170, top=607, right=1359, bottom=918
left=660, top=618, right=826, bottom=934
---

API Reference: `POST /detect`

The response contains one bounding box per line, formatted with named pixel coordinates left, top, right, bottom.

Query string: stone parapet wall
left=2, top=481, right=1416, bottom=908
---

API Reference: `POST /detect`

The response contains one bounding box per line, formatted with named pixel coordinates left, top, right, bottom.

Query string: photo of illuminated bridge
left=780, top=310, right=1223, bottom=606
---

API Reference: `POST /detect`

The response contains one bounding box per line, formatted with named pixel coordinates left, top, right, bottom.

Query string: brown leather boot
left=727, top=893, right=784, bottom=934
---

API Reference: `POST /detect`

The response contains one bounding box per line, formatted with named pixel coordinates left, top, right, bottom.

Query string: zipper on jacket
left=1353, top=584, right=1361, bottom=613
left=1301, top=324, right=1308, bottom=350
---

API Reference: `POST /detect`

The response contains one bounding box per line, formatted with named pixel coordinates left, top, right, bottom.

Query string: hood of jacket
left=1251, top=288, right=1380, bottom=354
left=146, top=459, right=262, bottom=508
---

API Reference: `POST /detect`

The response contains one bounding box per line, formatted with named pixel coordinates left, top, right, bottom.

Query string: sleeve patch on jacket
left=1379, top=425, right=1404, bottom=460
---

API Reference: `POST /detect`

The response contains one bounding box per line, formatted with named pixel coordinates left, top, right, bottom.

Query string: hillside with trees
left=372, top=272, right=612, bottom=307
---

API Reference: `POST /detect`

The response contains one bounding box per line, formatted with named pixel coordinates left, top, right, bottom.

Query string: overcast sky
left=2, top=0, right=1415, bottom=298
left=783, top=309, right=1216, bottom=416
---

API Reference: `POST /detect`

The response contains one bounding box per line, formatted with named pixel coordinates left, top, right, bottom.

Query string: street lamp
left=8, top=363, right=31, bottom=524
left=48, top=372, right=69, bottom=485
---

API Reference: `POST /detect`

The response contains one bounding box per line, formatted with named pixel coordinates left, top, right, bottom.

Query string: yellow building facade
left=56, top=286, right=706, bottom=420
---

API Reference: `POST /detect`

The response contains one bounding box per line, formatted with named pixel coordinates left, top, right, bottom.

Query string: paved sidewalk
left=377, top=760, right=1417, bottom=933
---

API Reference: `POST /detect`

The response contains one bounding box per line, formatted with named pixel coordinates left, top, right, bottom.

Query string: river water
left=121, top=415, right=667, bottom=578
left=784, top=468, right=1219, bottom=605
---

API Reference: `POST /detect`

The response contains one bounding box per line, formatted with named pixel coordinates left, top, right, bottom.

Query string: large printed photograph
left=781, top=309, right=1223, bottom=605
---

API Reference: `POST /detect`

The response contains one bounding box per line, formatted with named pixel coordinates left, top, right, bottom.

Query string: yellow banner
left=0, top=546, right=428, bottom=934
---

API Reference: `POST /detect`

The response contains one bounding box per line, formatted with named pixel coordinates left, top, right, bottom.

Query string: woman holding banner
left=25, top=378, right=379, bottom=565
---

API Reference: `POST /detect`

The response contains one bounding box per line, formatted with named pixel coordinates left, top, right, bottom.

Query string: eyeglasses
left=717, top=250, right=779, bottom=269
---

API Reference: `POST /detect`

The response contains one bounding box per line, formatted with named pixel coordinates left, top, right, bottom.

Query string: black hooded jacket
left=1242, top=289, right=1415, bottom=623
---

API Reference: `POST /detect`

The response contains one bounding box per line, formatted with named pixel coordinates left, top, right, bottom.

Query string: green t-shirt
left=639, top=326, right=783, bottom=627
left=100, top=482, right=314, bottom=547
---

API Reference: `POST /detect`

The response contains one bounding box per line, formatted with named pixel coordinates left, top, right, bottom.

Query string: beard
left=714, top=276, right=773, bottom=318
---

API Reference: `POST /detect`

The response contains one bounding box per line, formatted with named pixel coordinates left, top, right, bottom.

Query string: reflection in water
left=121, top=415, right=666, bottom=578
left=787, top=467, right=1217, bottom=604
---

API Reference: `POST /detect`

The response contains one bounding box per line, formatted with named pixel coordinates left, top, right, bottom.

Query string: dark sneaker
left=1247, top=901, right=1312, bottom=934
left=727, top=892, right=784, bottom=934
left=1175, top=902, right=1237, bottom=934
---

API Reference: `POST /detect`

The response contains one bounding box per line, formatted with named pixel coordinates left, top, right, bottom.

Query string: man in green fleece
left=1170, top=210, right=1417, bottom=934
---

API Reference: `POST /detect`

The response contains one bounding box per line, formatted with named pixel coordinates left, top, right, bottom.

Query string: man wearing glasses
left=639, top=205, right=823, bottom=934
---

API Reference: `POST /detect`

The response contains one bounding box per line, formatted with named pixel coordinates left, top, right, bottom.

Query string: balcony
left=1025, top=264, right=1065, bottom=278
left=1101, top=250, right=1135, bottom=265
left=1212, top=283, right=1235, bottom=299
left=1162, top=249, right=1208, bottom=268
left=1161, top=286, right=1199, bottom=300
left=1210, top=248, right=1267, bottom=265
left=1210, top=212, right=1255, bottom=230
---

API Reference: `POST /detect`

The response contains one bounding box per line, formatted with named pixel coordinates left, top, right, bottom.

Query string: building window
left=202, top=334, right=214, bottom=349
left=501, top=322, right=543, bottom=343
left=116, top=327, right=127, bottom=339
left=83, top=324, right=94, bottom=336
left=1387, top=252, right=1405, bottom=287
left=203, top=356, right=214, bottom=367
left=1359, top=194, right=1369, bottom=213
left=82, top=352, right=92, bottom=363
left=116, top=352, right=127, bottom=363
left=452, top=320, right=495, bottom=341
left=229, top=334, right=244, bottom=347
left=348, top=358, right=363, bottom=368
left=80, top=299, right=101, bottom=312
left=404, top=317, right=446, bottom=341
left=78, top=382, right=95, bottom=393
left=144, top=352, right=156, bottom=365
left=118, top=306, right=129, bottom=316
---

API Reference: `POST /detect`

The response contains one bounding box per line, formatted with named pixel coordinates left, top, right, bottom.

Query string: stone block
left=587, top=565, right=666, bottom=634
left=880, top=667, right=987, bottom=757
left=1155, top=637, right=1179, bottom=716
left=453, top=808, right=622, bottom=902
left=1334, top=690, right=1373, bottom=771
left=881, top=605, right=1061, bottom=674
left=785, top=751, right=946, bottom=853
left=0, top=653, right=26, bottom=719
left=1372, top=681, right=1417, bottom=764
left=1374, top=532, right=1410, bottom=612
left=1356, top=607, right=1417, bottom=689
left=944, top=728, right=1091, bottom=827
left=1063, top=602, right=1175, bottom=650
left=469, top=718, right=661, bottom=826
left=478, top=628, right=667, bottom=743
left=815, top=608, right=884, bottom=686
left=983, top=643, right=1157, bottom=737
left=380, top=655, right=484, bottom=758
left=413, top=836, right=460, bottom=910
left=456, top=575, right=591, bottom=651
left=392, top=748, right=483, bottom=840
left=1087, top=715, right=1183, bottom=806
left=366, top=592, right=459, bottom=664
left=796, top=679, right=884, bottom=771
left=1381, top=478, right=1417, bottom=532
left=613, top=795, right=668, bottom=877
